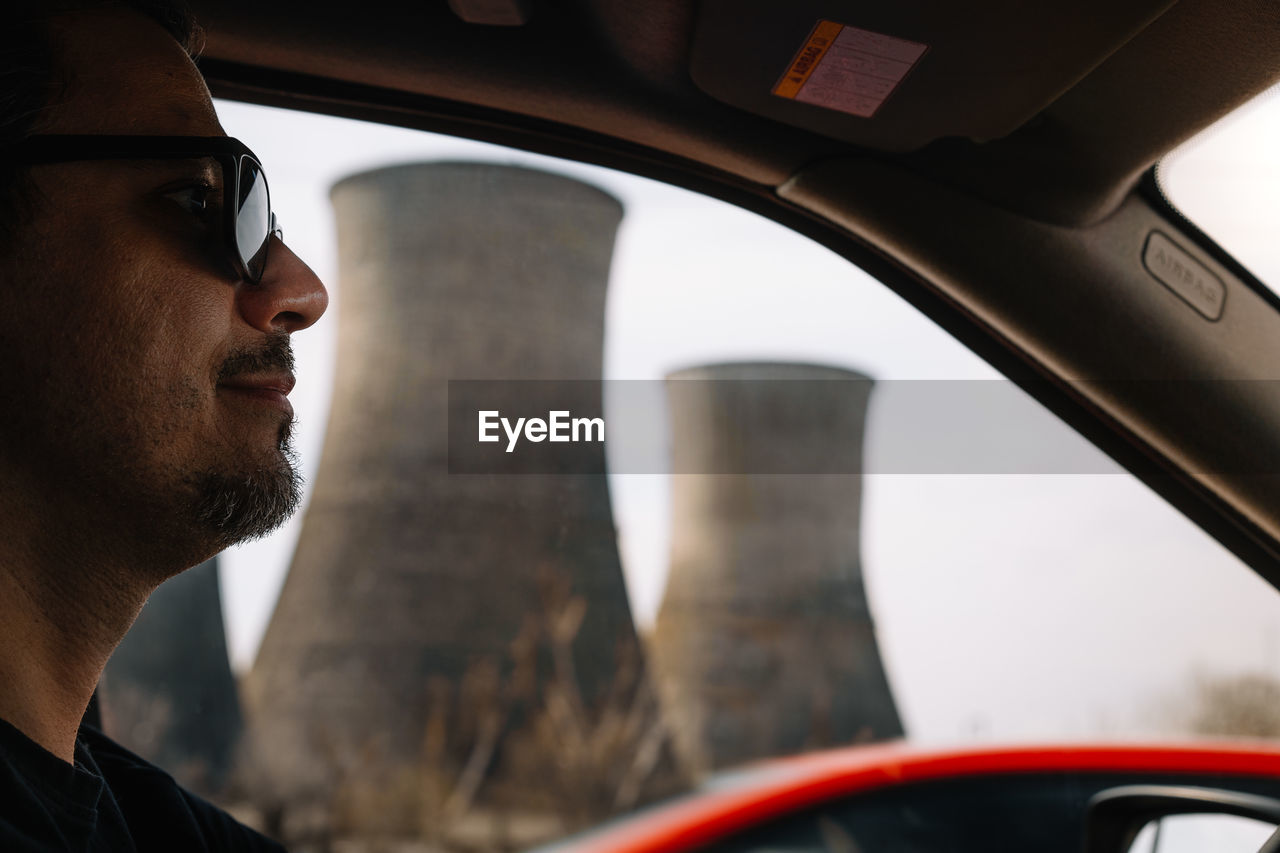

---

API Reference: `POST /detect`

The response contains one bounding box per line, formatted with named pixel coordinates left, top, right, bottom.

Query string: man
left=0, top=1, right=327, bottom=849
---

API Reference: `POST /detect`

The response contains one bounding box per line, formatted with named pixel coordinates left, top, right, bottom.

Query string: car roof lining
left=192, top=0, right=1280, bottom=226
left=688, top=0, right=1176, bottom=151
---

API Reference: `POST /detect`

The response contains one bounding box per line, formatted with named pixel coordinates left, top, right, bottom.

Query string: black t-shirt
left=0, top=717, right=285, bottom=852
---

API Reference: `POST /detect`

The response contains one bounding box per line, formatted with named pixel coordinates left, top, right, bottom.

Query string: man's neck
left=0, top=542, right=148, bottom=763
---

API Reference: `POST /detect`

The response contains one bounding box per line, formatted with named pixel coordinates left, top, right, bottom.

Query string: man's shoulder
left=0, top=719, right=285, bottom=852
left=78, top=725, right=288, bottom=853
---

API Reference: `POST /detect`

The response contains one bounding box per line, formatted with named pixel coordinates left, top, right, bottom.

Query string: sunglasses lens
left=235, top=156, right=271, bottom=281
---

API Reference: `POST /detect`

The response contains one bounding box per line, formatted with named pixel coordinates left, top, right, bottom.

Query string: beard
left=189, top=334, right=304, bottom=549
left=190, top=414, right=303, bottom=549
left=0, top=316, right=307, bottom=574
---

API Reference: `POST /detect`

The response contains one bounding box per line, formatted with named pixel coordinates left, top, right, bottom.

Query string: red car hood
left=539, top=740, right=1280, bottom=853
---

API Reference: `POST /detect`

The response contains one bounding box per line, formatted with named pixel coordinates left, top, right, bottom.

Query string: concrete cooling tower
left=243, top=163, right=645, bottom=821
left=651, top=362, right=903, bottom=773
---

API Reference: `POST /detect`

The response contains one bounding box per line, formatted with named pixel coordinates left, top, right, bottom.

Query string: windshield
left=93, top=99, right=1280, bottom=850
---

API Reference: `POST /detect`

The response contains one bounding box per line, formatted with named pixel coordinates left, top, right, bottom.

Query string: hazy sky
left=212, top=84, right=1280, bottom=744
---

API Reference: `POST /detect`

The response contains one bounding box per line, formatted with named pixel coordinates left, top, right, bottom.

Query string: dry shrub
left=310, top=566, right=687, bottom=852
left=1188, top=672, right=1280, bottom=739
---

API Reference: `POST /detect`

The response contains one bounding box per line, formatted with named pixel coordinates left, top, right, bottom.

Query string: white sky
left=1160, top=83, right=1280, bottom=289
left=213, top=85, right=1280, bottom=744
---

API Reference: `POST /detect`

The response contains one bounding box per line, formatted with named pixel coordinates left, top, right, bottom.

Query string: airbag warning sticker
left=774, top=21, right=927, bottom=118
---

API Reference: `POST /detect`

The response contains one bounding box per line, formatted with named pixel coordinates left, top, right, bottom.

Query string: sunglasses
left=11, top=135, right=279, bottom=284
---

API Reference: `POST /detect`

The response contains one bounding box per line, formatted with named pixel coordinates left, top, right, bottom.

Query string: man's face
left=0, top=10, right=328, bottom=574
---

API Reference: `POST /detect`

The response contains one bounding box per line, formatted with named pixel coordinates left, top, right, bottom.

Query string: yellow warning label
left=773, top=20, right=844, bottom=100
left=772, top=21, right=929, bottom=118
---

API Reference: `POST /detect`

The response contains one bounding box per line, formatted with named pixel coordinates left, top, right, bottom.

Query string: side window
left=99, top=101, right=1280, bottom=849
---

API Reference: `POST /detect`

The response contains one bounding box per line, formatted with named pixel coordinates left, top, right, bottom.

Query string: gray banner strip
left=446, top=379, right=1280, bottom=475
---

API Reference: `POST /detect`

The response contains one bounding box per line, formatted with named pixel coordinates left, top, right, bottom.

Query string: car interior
left=95, top=0, right=1280, bottom=849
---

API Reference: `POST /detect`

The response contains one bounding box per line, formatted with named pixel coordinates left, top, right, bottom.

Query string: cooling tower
left=651, top=362, right=903, bottom=773
left=243, top=163, right=645, bottom=816
left=103, top=557, right=243, bottom=794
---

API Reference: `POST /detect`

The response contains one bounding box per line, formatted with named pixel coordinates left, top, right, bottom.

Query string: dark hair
left=0, top=1, right=199, bottom=242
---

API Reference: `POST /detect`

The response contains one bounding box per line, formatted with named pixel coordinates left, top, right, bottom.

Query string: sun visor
left=689, top=0, right=1175, bottom=151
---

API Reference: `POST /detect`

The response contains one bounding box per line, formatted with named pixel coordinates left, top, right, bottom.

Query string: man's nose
left=236, top=237, right=329, bottom=333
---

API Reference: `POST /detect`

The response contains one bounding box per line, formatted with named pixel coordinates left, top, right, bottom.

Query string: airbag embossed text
left=1142, top=231, right=1225, bottom=321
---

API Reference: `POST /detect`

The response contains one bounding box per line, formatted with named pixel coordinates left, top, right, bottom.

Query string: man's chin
left=190, top=446, right=302, bottom=549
